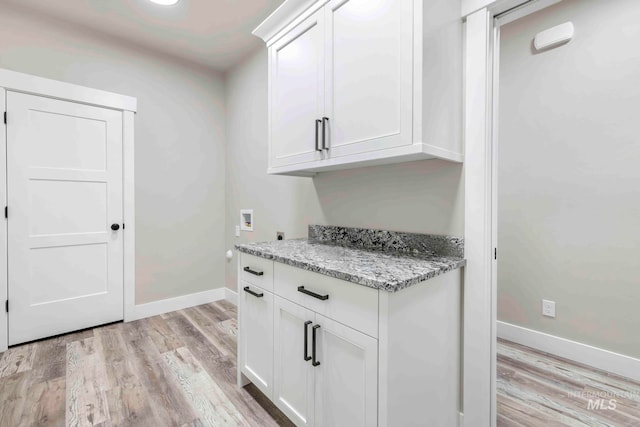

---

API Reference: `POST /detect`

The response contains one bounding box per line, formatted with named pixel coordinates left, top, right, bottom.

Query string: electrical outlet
left=542, top=299, right=556, bottom=318
left=277, top=231, right=285, bottom=240
left=235, top=225, right=240, bottom=237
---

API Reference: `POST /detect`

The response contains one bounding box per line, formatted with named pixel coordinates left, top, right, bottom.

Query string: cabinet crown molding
left=252, top=0, right=324, bottom=43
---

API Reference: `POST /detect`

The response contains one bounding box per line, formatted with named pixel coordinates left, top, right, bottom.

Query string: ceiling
left=0, top=0, right=285, bottom=71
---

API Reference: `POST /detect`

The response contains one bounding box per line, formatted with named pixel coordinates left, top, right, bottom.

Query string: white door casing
left=0, top=88, right=6, bottom=352
left=324, top=0, right=414, bottom=158
left=462, top=1, right=562, bottom=426
left=314, top=314, right=377, bottom=427
left=270, top=9, right=325, bottom=168
left=274, top=296, right=316, bottom=427
left=7, top=91, right=124, bottom=345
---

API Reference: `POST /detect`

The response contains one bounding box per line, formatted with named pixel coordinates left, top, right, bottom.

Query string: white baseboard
left=128, top=288, right=226, bottom=321
left=497, top=321, right=640, bottom=382
left=225, top=288, right=238, bottom=306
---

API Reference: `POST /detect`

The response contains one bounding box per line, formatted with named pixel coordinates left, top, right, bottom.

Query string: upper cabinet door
left=269, top=10, right=325, bottom=169
left=323, top=0, right=414, bottom=158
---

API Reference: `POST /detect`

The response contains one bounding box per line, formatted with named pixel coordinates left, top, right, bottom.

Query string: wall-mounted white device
left=534, top=22, right=574, bottom=52
left=542, top=299, right=556, bottom=318
left=240, top=209, right=253, bottom=232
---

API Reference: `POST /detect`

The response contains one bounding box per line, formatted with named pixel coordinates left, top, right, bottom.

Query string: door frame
left=0, top=68, right=137, bottom=352
left=461, top=1, right=562, bottom=425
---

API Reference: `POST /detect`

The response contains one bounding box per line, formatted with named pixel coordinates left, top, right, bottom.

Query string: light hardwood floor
left=0, top=301, right=294, bottom=427
left=497, top=338, right=640, bottom=427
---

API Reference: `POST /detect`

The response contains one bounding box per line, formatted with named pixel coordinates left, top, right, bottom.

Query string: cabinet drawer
left=274, top=263, right=378, bottom=338
left=240, top=254, right=274, bottom=292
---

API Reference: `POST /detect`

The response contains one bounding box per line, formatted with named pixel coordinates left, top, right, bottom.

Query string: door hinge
left=5, top=300, right=8, bottom=313
left=4, top=206, right=6, bottom=219
left=3, top=112, right=6, bottom=125
left=494, top=248, right=497, bottom=260
left=122, top=223, right=125, bottom=230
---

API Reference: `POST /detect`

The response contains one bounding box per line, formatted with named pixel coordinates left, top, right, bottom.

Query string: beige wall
left=0, top=4, right=228, bottom=304
left=224, top=48, right=465, bottom=289
left=498, top=0, right=640, bottom=357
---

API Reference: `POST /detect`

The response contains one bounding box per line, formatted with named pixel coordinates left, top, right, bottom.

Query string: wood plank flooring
left=497, top=338, right=640, bottom=427
left=5, top=304, right=637, bottom=426
left=0, top=301, right=294, bottom=427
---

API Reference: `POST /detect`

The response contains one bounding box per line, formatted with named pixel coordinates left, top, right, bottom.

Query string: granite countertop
left=235, top=225, right=466, bottom=293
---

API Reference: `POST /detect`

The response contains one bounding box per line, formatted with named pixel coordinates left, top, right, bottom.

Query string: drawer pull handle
left=315, top=119, right=322, bottom=152
left=297, top=286, right=329, bottom=301
left=243, top=266, right=264, bottom=276
left=243, top=286, right=264, bottom=298
left=312, top=324, right=321, bottom=367
left=304, top=321, right=312, bottom=361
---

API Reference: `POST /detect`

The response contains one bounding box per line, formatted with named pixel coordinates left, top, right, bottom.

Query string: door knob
left=111, top=224, right=120, bottom=231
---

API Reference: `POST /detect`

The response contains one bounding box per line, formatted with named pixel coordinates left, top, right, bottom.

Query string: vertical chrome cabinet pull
left=322, top=117, right=329, bottom=150
left=312, top=324, right=321, bottom=367
left=315, top=119, right=322, bottom=152
left=304, top=321, right=312, bottom=361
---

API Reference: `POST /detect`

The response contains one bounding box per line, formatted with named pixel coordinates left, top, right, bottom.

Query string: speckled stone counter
left=235, top=225, right=465, bottom=292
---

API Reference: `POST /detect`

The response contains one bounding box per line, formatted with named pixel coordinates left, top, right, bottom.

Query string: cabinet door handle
left=315, top=119, right=322, bottom=152
left=322, top=117, right=329, bottom=150
left=243, top=266, right=264, bottom=276
left=304, top=321, right=312, bottom=361
left=243, top=286, right=264, bottom=298
left=297, top=286, right=329, bottom=301
left=312, top=324, right=321, bottom=367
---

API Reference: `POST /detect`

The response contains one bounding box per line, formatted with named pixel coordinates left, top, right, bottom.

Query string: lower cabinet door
left=239, top=282, right=274, bottom=398
left=274, top=296, right=316, bottom=427
left=314, top=314, right=378, bottom=427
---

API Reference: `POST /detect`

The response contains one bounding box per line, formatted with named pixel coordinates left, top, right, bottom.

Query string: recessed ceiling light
left=149, top=0, right=180, bottom=5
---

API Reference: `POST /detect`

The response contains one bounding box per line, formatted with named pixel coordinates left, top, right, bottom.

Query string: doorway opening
left=493, top=0, right=640, bottom=425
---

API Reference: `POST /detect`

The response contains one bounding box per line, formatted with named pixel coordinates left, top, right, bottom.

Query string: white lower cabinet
left=272, top=297, right=377, bottom=427
left=314, top=314, right=378, bottom=427
left=238, top=281, right=274, bottom=399
left=238, top=253, right=462, bottom=427
left=273, top=296, right=316, bottom=426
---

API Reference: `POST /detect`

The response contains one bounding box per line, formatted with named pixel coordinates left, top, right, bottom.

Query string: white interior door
left=314, top=314, right=377, bottom=427
left=324, top=0, right=414, bottom=158
left=274, top=296, right=316, bottom=427
left=269, top=9, right=325, bottom=168
left=7, top=91, right=124, bottom=345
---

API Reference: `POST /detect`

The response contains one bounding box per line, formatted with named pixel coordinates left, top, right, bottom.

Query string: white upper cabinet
left=254, top=0, right=463, bottom=176
left=270, top=10, right=325, bottom=168
left=324, top=0, right=413, bottom=159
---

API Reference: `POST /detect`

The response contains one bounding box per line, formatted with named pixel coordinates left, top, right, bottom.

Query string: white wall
left=498, top=0, right=640, bottom=358
left=0, top=4, right=228, bottom=304
left=224, top=48, right=465, bottom=289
